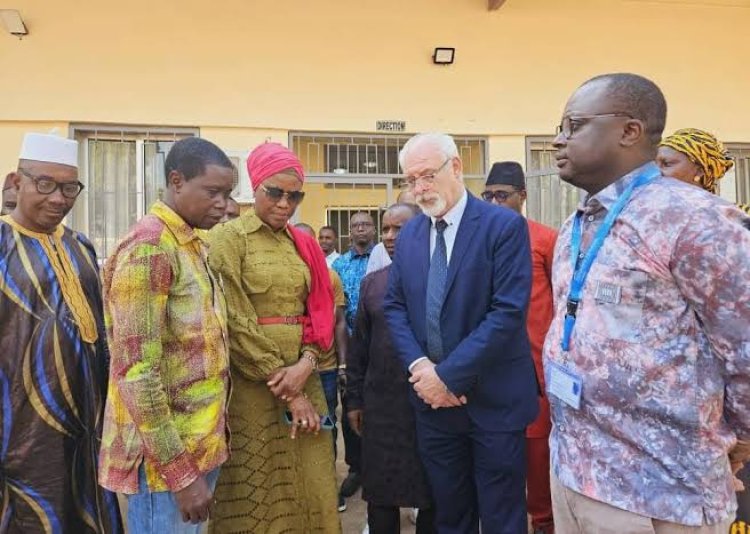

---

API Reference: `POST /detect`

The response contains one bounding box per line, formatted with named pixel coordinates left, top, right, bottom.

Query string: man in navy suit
left=384, top=133, right=538, bottom=534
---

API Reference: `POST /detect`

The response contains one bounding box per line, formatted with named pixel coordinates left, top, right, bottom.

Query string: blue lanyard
left=561, top=167, right=659, bottom=351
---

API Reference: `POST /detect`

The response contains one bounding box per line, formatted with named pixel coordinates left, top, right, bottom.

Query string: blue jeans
left=319, top=369, right=339, bottom=459
left=126, top=464, right=220, bottom=534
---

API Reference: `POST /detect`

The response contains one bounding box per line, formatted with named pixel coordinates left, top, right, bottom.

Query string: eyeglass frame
left=259, top=184, right=305, bottom=205
left=481, top=189, right=523, bottom=203
left=18, top=169, right=85, bottom=199
left=403, top=157, right=453, bottom=188
left=555, top=112, right=634, bottom=140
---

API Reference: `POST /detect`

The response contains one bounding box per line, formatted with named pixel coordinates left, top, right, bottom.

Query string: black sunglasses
left=261, top=185, right=305, bottom=205
left=481, top=190, right=521, bottom=203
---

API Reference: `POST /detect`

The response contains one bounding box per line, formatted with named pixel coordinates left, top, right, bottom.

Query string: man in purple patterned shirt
left=544, top=72, right=750, bottom=532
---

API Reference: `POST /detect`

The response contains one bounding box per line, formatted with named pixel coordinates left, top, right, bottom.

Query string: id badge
left=548, top=361, right=583, bottom=410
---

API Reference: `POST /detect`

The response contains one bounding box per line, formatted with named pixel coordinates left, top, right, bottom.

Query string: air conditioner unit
left=225, top=151, right=255, bottom=204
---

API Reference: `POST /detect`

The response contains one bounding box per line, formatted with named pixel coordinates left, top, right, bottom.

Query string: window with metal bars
left=525, top=136, right=582, bottom=230
left=326, top=207, right=384, bottom=253
left=726, top=145, right=750, bottom=205
left=290, top=132, right=487, bottom=179
left=68, top=125, right=197, bottom=259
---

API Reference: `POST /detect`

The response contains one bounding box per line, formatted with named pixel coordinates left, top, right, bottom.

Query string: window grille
left=290, top=132, right=487, bottom=179
left=68, top=125, right=197, bottom=259
left=525, top=136, right=582, bottom=229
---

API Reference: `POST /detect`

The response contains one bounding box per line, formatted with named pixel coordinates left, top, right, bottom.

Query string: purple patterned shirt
left=543, top=162, right=750, bottom=525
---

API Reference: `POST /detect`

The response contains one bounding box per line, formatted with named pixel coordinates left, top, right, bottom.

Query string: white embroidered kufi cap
left=19, top=133, right=79, bottom=168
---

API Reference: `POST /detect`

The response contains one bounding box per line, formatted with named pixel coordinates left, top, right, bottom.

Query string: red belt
left=257, top=315, right=305, bottom=326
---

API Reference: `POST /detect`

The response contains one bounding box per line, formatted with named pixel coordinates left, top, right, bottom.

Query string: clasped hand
left=267, top=355, right=315, bottom=401
left=729, top=441, right=750, bottom=491
left=409, top=360, right=467, bottom=409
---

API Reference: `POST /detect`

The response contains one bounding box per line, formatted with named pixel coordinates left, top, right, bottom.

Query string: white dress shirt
left=429, top=189, right=468, bottom=265
left=325, top=250, right=340, bottom=268
left=366, top=242, right=392, bottom=275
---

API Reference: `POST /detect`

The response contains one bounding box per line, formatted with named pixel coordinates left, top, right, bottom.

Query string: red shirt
left=525, top=219, right=557, bottom=438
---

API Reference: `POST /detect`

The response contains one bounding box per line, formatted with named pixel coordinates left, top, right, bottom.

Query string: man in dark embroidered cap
left=482, top=161, right=557, bottom=534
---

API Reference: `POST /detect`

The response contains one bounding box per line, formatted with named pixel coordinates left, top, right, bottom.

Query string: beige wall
left=1, top=0, right=748, bottom=173
left=198, top=127, right=288, bottom=154
left=0, top=121, right=70, bottom=174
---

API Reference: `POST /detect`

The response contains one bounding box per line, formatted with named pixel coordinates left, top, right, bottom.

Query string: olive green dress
left=207, top=211, right=340, bottom=534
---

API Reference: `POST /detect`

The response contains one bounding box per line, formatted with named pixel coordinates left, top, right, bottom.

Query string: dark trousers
left=319, top=369, right=338, bottom=459
left=341, top=391, right=362, bottom=473
left=737, top=463, right=750, bottom=522
left=367, top=503, right=437, bottom=534
left=526, top=435, right=553, bottom=528
left=415, top=407, right=527, bottom=534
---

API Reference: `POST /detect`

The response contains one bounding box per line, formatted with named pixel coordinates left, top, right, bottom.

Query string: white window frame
left=725, top=144, right=750, bottom=205
left=525, top=136, right=582, bottom=228
left=68, top=124, right=198, bottom=257
left=289, top=131, right=489, bottom=180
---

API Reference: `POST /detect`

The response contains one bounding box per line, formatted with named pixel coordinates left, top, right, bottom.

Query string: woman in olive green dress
left=208, top=143, right=340, bottom=533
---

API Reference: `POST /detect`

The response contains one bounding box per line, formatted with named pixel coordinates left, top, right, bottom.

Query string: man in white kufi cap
left=0, top=133, right=123, bottom=533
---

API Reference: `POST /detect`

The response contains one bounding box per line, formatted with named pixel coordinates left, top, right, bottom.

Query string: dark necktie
left=426, top=219, right=448, bottom=361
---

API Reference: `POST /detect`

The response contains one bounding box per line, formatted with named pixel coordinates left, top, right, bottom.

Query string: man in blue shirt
left=332, top=211, right=376, bottom=503
left=334, top=212, right=376, bottom=332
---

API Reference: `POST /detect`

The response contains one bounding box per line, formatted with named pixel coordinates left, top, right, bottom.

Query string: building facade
left=1, top=0, right=748, bottom=256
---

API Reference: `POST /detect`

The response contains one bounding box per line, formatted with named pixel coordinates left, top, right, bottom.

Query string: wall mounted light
left=432, top=47, right=455, bottom=65
left=0, top=10, right=27, bottom=37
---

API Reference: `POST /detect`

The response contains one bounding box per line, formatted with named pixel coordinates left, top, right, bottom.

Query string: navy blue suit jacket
left=384, top=192, right=539, bottom=431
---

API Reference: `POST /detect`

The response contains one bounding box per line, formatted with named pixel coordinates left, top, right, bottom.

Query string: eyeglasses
left=404, top=157, right=452, bottom=188
left=481, top=190, right=521, bottom=203
left=350, top=221, right=374, bottom=230
left=555, top=113, right=634, bottom=140
left=19, top=169, right=85, bottom=199
left=260, top=185, right=305, bottom=205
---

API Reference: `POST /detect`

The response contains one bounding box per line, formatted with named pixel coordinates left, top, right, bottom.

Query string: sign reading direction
left=376, top=120, right=406, bottom=132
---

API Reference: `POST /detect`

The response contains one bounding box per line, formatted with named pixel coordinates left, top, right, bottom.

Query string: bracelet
left=338, top=364, right=347, bottom=371
left=302, top=352, right=318, bottom=370
left=287, top=392, right=308, bottom=405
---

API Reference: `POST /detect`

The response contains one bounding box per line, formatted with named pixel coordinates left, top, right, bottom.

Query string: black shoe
left=339, top=472, right=362, bottom=497
left=337, top=494, right=347, bottom=512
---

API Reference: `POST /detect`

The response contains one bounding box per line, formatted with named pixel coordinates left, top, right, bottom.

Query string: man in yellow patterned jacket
left=98, top=137, right=235, bottom=534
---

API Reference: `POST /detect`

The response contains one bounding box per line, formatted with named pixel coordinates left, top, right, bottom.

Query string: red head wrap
left=246, top=142, right=333, bottom=351
left=246, top=142, right=305, bottom=191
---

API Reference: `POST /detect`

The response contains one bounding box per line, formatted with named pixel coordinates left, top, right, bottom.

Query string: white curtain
left=91, top=139, right=137, bottom=260
left=69, top=139, right=136, bottom=260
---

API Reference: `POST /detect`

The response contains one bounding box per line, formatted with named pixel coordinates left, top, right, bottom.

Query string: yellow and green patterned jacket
left=98, top=201, right=230, bottom=494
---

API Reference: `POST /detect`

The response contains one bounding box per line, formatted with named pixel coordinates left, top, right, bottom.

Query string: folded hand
left=409, top=360, right=467, bottom=409
left=267, top=359, right=313, bottom=401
